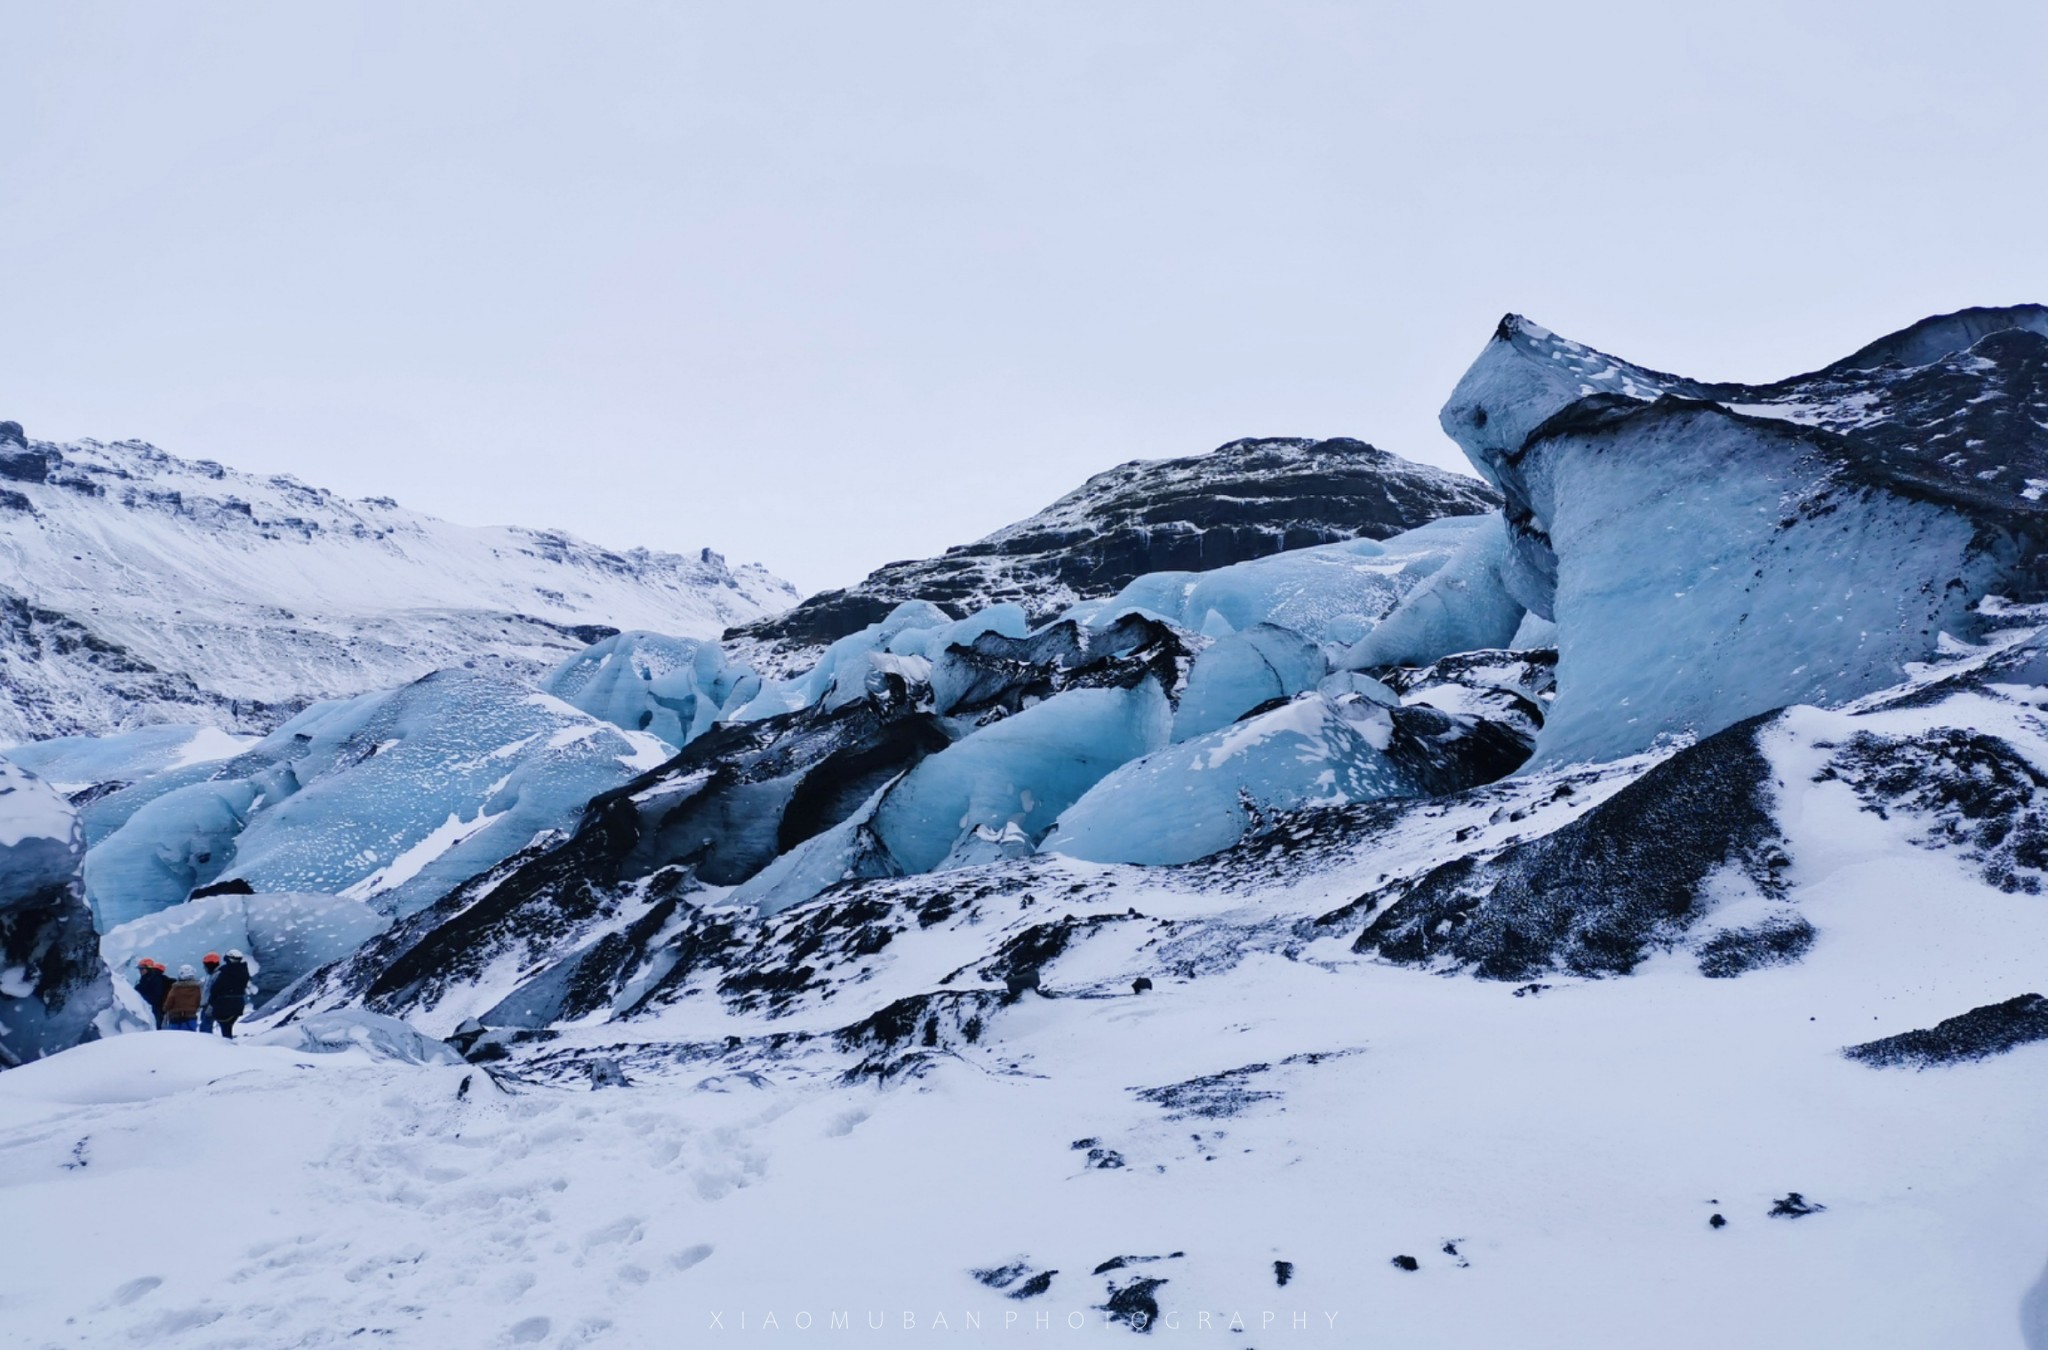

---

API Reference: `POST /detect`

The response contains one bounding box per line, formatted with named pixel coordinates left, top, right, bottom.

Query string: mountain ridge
left=0, top=422, right=797, bottom=741
left=724, top=436, right=1498, bottom=674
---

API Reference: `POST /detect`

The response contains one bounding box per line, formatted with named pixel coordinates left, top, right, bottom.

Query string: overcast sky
left=4, top=2, right=2044, bottom=595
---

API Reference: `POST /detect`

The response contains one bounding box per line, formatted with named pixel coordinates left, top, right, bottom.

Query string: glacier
left=873, top=679, right=1173, bottom=873
left=542, top=630, right=745, bottom=749
left=0, top=759, right=114, bottom=1065
left=10, top=305, right=2048, bottom=1346
left=1440, top=305, right=2048, bottom=765
left=1045, top=692, right=1418, bottom=866
left=1069, top=512, right=1494, bottom=646
left=99, top=891, right=387, bottom=1011
left=82, top=671, right=674, bottom=927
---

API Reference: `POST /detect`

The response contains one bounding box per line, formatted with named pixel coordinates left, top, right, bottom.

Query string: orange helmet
left=203, top=953, right=221, bottom=966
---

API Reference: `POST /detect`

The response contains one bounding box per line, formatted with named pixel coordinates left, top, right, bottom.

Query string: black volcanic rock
left=1353, top=712, right=1789, bottom=980
left=726, top=437, right=1497, bottom=671
left=1846, top=994, right=2048, bottom=1068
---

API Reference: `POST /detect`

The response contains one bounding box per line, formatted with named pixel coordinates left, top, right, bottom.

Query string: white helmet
left=178, top=964, right=197, bottom=978
left=226, top=949, right=245, bottom=961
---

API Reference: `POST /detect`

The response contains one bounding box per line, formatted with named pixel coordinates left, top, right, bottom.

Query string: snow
left=0, top=756, right=77, bottom=852
left=6, top=720, right=2047, bottom=1346
left=0, top=433, right=797, bottom=741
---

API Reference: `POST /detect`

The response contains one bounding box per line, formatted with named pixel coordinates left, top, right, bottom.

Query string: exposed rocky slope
left=724, top=436, right=1498, bottom=673
left=0, top=422, right=796, bottom=741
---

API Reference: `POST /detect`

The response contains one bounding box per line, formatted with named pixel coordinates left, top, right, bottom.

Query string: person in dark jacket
left=207, top=950, right=252, bottom=1039
left=161, top=966, right=205, bottom=1031
left=198, top=952, right=222, bottom=1033
left=134, top=958, right=170, bottom=1029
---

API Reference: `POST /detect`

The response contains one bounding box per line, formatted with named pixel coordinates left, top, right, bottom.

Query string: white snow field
left=0, top=431, right=796, bottom=741
left=3, top=688, right=2046, bottom=1349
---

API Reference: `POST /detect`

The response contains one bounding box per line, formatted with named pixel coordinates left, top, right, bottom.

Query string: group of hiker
left=132, top=950, right=252, bottom=1037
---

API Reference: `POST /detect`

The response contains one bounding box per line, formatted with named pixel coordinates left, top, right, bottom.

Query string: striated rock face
left=1439, top=305, right=2048, bottom=764
left=0, top=429, right=798, bottom=741
left=0, top=759, right=112, bottom=1067
left=725, top=437, right=1498, bottom=673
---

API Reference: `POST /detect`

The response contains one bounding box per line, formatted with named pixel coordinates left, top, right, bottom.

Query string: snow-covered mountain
left=0, top=423, right=797, bottom=741
left=5, top=307, right=2048, bottom=1348
left=725, top=436, right=1499, bottom=674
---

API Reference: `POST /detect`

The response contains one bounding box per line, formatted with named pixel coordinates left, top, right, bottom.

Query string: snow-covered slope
left=0, top=422, right=798, bottom=741
left=725, top=436, right=1498, bottom=674
left=8, top=306, right=2048, bottom=1347
left=10, top=639, right=2041, bottom=1348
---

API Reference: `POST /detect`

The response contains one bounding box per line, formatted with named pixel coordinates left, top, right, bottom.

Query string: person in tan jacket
left=161, top=965, right=205, bottom=1031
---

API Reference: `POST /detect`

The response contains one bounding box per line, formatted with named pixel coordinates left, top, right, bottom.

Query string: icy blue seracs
left=875, top=680, right=1171, bottom=873
left=0, top=724, right=250, bottom=798
left=544, top=631, right=751, bottom=750
left=1172, top=624, right=1328, bottom=741
left=1045, top=692, right=1421, bottom=866
left=730, top=602, right=1030, bottom=722
left=99, top=891, right=388, bottom=1010
left=1340, top=513, right=1526, bottom=670
left=1067, top=514, right=1498, bottom=647
left=83, top=670, right=671, bottom=927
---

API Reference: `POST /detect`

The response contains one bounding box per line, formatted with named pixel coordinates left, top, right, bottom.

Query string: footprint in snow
left=506, top=1315, right=551, bottom=1344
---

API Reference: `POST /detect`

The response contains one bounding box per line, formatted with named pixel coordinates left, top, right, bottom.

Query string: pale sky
left=4, top=1, right=2044, bottom=595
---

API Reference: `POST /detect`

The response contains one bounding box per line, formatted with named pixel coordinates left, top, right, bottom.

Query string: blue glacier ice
left=0, top=724, right=250, bottom=797
left=728, top=783, right=902, bottom=917
left=82, top=780, right=262, bottom=930
left=1439, top=312, right=2047, bottom=764
left=82, top=671, right=672, bottom=926
left=872, top=679, right=1171, bottom=873
left=727, top=601, right=967, bottom=721
left=1172, top=624, right=1328, bottom=741
left=544, top=631, right=747, bottom=750
left=1340, top=513, right=1525, bottom=670
left=99, top=891, right=388, bottom=1009
left=1045, top=693, right=1420, bottom=866
left=1070, top=515, right=1492, bottom=648
left=0, top=758, right=112, bottom=1062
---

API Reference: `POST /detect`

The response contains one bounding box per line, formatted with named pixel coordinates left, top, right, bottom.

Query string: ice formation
left=1071, top=514, right=1491, bottom=647
left=83, top=671, right=672, bottom=925
left=1046, top=693, right=1418, bottom=865
left=1339, top=512, right=1526, bottom=670
left=1441, top=305, right=2048, bottom=764
left=0, top=759, right=113, bottom=1065
left=1171, top=623, right=1329, bottom=741
left=543, top=630, right=745, bottom=749
left=99, top=892, right=388, bottom=1010
left=874, top=680, right=1172, bottom=872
